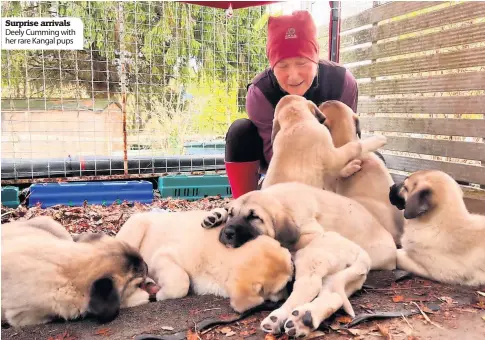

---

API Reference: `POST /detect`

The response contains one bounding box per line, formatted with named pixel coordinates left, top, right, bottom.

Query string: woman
left=225, top=10, right=358, bottom=198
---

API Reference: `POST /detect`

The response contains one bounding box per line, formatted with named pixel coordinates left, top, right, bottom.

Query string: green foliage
left=1, top=1, right=269, bottom=141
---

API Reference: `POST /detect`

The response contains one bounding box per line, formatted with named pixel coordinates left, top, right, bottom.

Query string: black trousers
left=225, top=118, right=267, bottom=167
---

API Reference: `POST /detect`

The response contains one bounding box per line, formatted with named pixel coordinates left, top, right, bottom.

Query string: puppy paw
left=201, top=208, right=228, bottom=229
left=284, top=305, right=316, bottom=338
left=361, top=135, right=387, bottom=154
left=340, top=159, right=362, bottom=178
left=121, top=288, right=150, bottom=308
left=260, top=308, right=289, bottom=334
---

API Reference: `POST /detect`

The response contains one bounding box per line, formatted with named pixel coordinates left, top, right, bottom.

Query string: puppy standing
left=1, top=216, right=149, bottom=328
left=116, top=210, right=294, bottom=313
left=321, top=100, right=404, bottom=245
left=390, top=170, right=485, bottom=286
left=263, top=95, right=387, bottom=189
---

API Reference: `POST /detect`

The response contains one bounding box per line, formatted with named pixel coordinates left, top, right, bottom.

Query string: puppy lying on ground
left=1, top=216, right=149, bottom=328
left=262, top=231, right=371, bottom=337
left=390, top=170, right=485, bottom=286
left=321, top=100, right=404, bottom=245
left=262, top=95, right=387, bottom=190
left=116, top=210, right=294, bottom=313
left=202, top=182, right=395, bottom=334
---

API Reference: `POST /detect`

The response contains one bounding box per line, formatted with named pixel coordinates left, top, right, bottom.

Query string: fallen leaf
left=392, top=295, right=404, bottom=303
left=161, top=326, right=174, bottom=331
left=336, top=315, right=353, bottom=324
left=219, top=327, right=232, bottom=334
left=345, top=328, right=367, bottom=336
left=477, top=291, right=485, bottom=297
left=240, top=316, right=257, bottom=325
left=264, top=334, right=278, bottom=340
left=187, top=329, right=200, bottom=340
left=307, top=330, right=327, bottom=339
left=47, top=331, right=77, bottom=340
left=225, top=331, right=236, bottom=337
left=240, top=329, right=257, bottom=336
left=377, top=324, right=391, bottom=340
left=94, top=328, right=113, bottom=337
left=476, top=301, right=485, bottom=309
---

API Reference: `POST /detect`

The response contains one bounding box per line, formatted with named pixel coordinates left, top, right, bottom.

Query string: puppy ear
left=389, top=184, right=406, bottom=210
left=404, top=189, right=432, bottom=219
left=124, top=252, right=148, bottom=278
left=353, top=114, right=361, bottom=138
left=307, top=101, right=327, bottom=124
left=274, top=215, right=300, bottom=248
left=88, top=276, right=121, bottom=323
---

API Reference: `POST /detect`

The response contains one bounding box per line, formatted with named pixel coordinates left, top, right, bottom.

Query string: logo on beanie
left=285, top=28, right=297, bottom=39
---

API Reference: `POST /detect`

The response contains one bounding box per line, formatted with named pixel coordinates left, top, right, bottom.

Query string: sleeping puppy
left=389, top=170, right=485, bottom=286
left=320, top=100, right=404, bottom=245
left=1, top=216, right=149, bottom=328
left=116, top=210, right=294, bottom=313
left=263, top=95, right=387, bottom=190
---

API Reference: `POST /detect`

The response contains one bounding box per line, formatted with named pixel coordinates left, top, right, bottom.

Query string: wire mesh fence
left=1, top=1, right=332, bottom=182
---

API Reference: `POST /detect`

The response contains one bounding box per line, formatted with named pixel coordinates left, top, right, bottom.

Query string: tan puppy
left=262, top=231, right=371, bottom=337
left=202, top=182, right=396, bottom=334
left=263, top=95, right=387, bottom=189
left=320, top=100, right=404, bottom=245
left=116, top=210, right=293, bottom=313
left=389, top=170, right=485, bottom=286
left=1, top=216, right=149, bottom=328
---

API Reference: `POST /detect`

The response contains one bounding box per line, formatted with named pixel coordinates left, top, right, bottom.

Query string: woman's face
left=273, top=57, right=318, bottom=96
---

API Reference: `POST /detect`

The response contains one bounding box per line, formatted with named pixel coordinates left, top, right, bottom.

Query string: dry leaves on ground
left=1, top=195, right=230, bottom=237
left=335, top=315, right=353, bottom=324
left=187, top=329, right=201, bottom=340
left=47, top=331, right=77, bottom=340
left=94, top=328, right=113, bottom=337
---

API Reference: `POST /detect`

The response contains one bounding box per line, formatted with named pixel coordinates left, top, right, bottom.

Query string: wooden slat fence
left=341, top=1, right=485, bottom=214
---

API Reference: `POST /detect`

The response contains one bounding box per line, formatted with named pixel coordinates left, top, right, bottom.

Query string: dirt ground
left=2, top=273, right=484, bottom=340
left=2, top=197, right=485, bottom=340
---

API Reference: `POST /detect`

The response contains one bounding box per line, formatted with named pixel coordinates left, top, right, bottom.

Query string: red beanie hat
left=266, top=10, right=320, bottom=69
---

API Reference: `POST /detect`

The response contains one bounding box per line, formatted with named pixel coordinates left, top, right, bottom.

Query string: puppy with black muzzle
left=263, top=95, right=387, bottom=190
left=389, top=170, right=485, bottom=286
left=202, top=182, right=395, bottom=336
left=1, top=216, right=150, bottom=328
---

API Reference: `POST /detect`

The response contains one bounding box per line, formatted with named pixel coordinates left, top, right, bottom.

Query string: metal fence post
left=328, top=1, right=341, bottom=63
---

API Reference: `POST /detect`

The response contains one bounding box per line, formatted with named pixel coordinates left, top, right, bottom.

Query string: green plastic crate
left=158, top=174, right=231, bottom=200
left=1, top=186, right=20, bottom=208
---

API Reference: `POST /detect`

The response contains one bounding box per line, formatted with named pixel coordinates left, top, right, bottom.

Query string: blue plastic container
left=29, top=181, right=153, bottom=208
